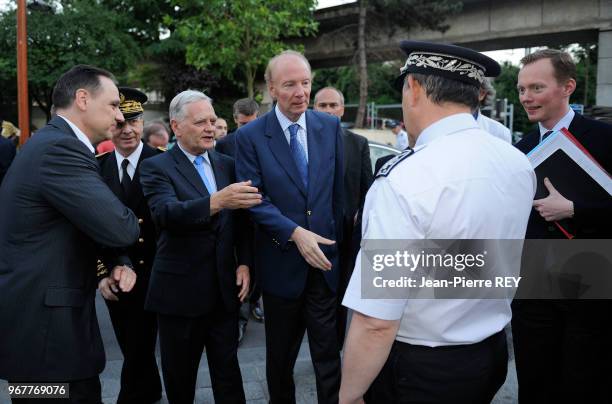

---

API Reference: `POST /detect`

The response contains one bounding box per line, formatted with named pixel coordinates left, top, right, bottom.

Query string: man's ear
left=170, top=119, right=180, bottom=136
left=404, top=75, right=421, bottom=107
left=74, top=88, right=89, bottom=111
left=563, top=78, right=577, bottom=98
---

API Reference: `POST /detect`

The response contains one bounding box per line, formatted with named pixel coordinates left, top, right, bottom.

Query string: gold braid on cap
left=120, top=99, right=144, bottom=115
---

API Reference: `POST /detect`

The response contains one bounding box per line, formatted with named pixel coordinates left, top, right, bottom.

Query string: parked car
left=368, top=141, right=400, bottom=173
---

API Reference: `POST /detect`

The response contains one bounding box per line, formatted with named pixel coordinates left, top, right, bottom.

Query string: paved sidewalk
left=0, top=293, right=518, bottom=403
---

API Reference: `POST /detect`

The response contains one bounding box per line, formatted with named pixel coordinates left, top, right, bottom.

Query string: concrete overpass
left=303, top=0, right=612, bottom=105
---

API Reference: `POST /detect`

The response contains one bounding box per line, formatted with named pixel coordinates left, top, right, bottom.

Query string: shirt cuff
left=342, top=289, right=406, bottom=321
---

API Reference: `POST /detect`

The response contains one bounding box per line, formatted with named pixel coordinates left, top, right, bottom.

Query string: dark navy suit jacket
left=140, top=146, right=252, bottom=316
left=0, top=116, right=139, bottom=381
left=235, top=109, right=344, bottom=299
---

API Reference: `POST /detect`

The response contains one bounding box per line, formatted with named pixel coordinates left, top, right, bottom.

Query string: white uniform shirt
left=476, top=111, right=512, bottom=144
left=114, top=141, right=143, bottom=182
left=395, top=129, right=409, bottom=150
left=343, top=113, right=536, bottom=347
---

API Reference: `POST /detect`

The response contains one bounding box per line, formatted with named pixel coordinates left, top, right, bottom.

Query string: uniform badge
left=375, top=148, right=416, bottom=178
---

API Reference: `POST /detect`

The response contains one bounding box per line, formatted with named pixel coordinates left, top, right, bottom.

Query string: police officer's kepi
left=394, top=41, right=501, bottom=90
left=118, top=87, right=147, bottom=120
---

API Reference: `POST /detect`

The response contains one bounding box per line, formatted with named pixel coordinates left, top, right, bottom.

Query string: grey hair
left=479, top=77, right=496, bottom=108
left=264, top=50, right=312, bottom=85
left=169, top=90, right=212, bottom=122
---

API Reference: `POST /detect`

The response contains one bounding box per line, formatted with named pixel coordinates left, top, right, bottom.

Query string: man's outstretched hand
left=290, top=226, right=335, bottom=271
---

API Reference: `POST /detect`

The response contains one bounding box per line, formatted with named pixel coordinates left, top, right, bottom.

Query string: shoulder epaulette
left=156, top=146, right=167, bottom=152
left=375, top=148, right=416, bottom=178
left=95, top=151, right=110, bottom=158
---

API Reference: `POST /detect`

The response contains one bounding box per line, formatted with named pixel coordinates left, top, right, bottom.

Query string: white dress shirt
left=177, top=143, right=218, bottom=193
left=343, top=113, right=536, bottom=347
left=114, top=141, right=143, bottom=182
left=275, top=104, right=309, bottom=162
left=395, top=129, right=409, bottom=150
left=476, top=110, right=512, bottom=143
left=538, top=107, right=575, bottom=141
left=57, top=115, right=95, bottom=154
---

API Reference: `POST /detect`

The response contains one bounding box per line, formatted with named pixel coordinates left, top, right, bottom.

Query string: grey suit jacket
left=0, top=116, right=139, bottom=381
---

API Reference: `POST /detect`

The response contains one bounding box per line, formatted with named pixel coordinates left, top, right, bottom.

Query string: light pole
left=17, top=0, right=29, bottom=145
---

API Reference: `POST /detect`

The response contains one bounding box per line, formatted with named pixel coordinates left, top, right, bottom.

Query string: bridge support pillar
left=596, top=30, right=612, bottom=106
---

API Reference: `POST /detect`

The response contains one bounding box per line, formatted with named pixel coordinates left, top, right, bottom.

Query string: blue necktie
left=289, top=124, right=308, bottom=188
left=193, top=155, right=215, bottom=194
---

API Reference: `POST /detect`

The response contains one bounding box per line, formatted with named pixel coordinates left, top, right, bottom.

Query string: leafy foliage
left=0, top=1, right=140, bottom=120
left=170, top=0, right=318, bottom=98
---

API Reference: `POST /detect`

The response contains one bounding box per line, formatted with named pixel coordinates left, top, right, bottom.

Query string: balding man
left=236, top=50, right=344, bottom=404
left=314, top=86, right=373, bottom=349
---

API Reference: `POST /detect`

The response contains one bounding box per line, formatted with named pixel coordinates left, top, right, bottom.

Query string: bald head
left=264, top=50, right=312, bottom=85
left=266, top=51, right=312, bottom=122
left=314, top=87, right=345, bottom=118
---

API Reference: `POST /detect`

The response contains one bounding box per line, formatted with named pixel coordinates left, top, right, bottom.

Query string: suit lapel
left=568, top=114, right=587, bottom=137
left=208, top=150, right=229, bottom=191
left=265, top=112, right=307, bottom=197
left=130, top=143, right=156, bottom=208
left=102, top=152, right=123, bottom=199
left=305, top=110, right=323, bottom=197
left=170, top=146, right=209, bottom=197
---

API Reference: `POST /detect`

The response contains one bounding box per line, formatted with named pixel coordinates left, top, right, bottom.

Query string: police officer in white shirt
left=474, top=78, right=512, bottom=143
left=389, top=120, right=409, bottom=150
left=339, top=41, right=536, bottom=404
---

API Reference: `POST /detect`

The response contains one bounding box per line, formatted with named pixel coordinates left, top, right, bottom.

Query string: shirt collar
left=538, top=107, right=574, bottom=136
left=114, top=141, right=143, bottom=168
left=57, top=114, right=95, bottom=154
left=275, top=104, right=307, bottom=133
left=415, top=113, right=479, bottom=148
left=177, top=141, right=211, bottom=165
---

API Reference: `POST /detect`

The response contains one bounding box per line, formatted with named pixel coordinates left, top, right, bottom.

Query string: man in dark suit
left=513, top=49, right=612, bottom=403
left=0, top=133, right=16, bottom=186
left=236, top=50, right=344, bottom=404
left=0, top=65, right=139, bottom=403
left=313, top=86, right=373, bottom=348
left=215, top=98, right=259, bottom=159
left=140, top=90, right=261, bottom=404
left=96, top=87, right=162, bottom=403
left=216, top=97, right=262, bottom=343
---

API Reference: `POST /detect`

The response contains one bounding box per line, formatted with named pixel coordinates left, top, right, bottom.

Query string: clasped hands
left=533, top=177, right=574, bottom=222
left=98, top=265, right=137, bottom=301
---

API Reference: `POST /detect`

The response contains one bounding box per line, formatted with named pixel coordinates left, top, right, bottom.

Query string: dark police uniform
left=97, top=87, right=163, bottom=403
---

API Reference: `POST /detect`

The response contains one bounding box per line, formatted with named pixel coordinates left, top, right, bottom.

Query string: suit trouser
left=11, top=376, right=101, bottom=404
left=263, top=268, right=341, bottom=404
left=157, top=310, right=245, bottom=404
left=365, top=331, right=508, bottom=404
left=336, top=214, right=362, bottom=350
left=105, top=291, right=161, bottom=404
left=512, top=299, right=611, bottom=404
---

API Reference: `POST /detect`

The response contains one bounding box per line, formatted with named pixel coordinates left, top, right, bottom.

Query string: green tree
left=353, top=0, right=462, bottom=127
left=171, top=0, right=318, bottom=99
left=0, top=1, right=140, bottom=121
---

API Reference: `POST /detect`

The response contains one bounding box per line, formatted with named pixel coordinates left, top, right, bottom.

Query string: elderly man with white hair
left=139, top=90, right=262, bottom=404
